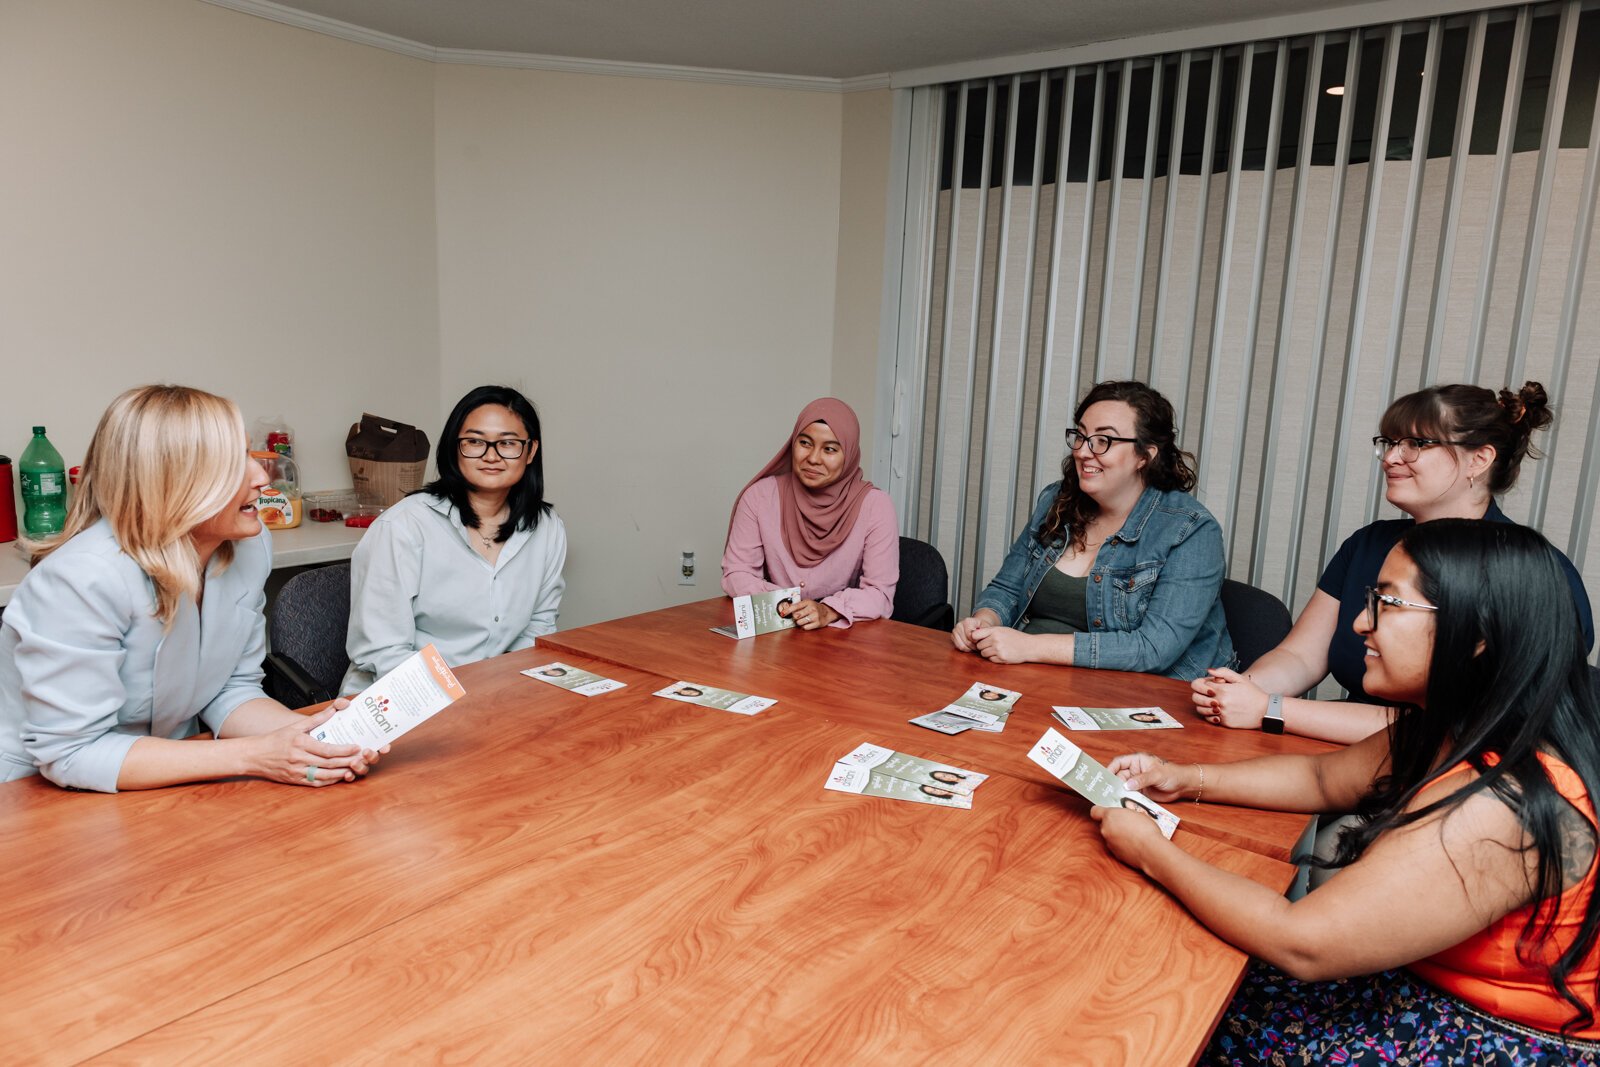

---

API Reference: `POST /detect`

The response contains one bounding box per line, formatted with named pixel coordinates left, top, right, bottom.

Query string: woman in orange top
left=1096, top=519, right=1600, bottom=1062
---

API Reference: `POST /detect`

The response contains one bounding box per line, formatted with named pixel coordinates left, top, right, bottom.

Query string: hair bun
left=1500, top=381, right=1552, bottom=433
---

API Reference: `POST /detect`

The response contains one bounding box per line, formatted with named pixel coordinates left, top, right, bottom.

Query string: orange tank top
left=1407, top=752, right=1600, bottom=1038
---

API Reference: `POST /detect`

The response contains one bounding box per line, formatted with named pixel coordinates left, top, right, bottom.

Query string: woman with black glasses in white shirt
left=343, top=385, right=567, bottom=695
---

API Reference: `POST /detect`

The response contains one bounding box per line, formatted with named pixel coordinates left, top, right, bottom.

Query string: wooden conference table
left=542, top=599, right=1328, bottom=863
left=0, top=599, right=1329, bottom=1065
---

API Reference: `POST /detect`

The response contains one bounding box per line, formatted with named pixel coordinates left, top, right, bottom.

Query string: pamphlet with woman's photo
left=823, top=743, right=987, bottom=808
left=1027, top=727, right=1179, bottom=839
left=711, top=587, right=803, bottom=639
left=832, top=742, right=989, bottom=795
left=1051, top=705, right=1182, bottom=730
left=653, top=681, right=777, bottom=715
left=521, top=662, right=627, bottom=697
left=932, top=681, right=1022, bottom=733
left=824, top=764, right=973, bottom=808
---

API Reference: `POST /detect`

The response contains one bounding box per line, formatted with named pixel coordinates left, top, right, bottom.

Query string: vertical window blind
left=898, top=1, right=1600, bottom=669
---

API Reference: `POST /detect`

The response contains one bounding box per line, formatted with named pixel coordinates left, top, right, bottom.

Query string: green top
left=1021, top=566, right=1089, bottom=635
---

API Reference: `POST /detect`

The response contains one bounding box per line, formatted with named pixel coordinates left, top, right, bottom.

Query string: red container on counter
left=0, top=456, right=17, bottom=544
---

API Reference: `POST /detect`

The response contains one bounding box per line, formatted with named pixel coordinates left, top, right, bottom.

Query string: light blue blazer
left=0, top=519, right=272, bottom=792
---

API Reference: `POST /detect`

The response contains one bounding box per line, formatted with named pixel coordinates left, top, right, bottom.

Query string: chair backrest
left=892, top=537, right=955, bottom=631
left=1219, top=578, right=1293, bottom=671
left=269, top=562, right=353, bottom=694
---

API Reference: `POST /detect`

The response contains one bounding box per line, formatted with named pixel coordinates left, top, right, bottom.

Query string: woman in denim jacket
left=952, top=381, right=1233, bottom=680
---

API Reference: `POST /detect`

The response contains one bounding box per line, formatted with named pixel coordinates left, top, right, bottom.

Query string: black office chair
left=892, top=537, right=955, bottom=632
left=1219, top=578, right=1293, bottom=672
left=265, top=563, right=353, bottom=708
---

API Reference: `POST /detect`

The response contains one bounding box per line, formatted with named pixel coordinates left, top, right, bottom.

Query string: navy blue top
left=1316, top=501, right=1595, bottom=702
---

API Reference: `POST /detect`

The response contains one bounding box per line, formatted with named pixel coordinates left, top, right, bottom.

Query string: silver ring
left=306, top=765, right=317, bottom=784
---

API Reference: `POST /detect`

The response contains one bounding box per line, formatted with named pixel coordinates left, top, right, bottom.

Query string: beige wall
left=433, top=66, right=846, bottom=627
left=831, top=89, right=893, bottom=472
left=0, top=0, right=441, bottom=492
left=2, top=0, right=893, bottom=629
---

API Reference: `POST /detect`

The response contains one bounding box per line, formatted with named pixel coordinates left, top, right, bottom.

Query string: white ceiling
left=248, top=0, right=1369, bottom=80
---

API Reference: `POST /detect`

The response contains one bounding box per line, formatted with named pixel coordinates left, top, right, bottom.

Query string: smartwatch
left=1261, top=693, right=1285, bottom=735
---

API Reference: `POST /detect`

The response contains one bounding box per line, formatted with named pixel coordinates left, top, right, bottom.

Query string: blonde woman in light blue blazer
left=0, top=385, right=384, bottom=793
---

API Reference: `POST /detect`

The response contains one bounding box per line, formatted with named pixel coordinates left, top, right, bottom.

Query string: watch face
left=1261, top=716, right=1285, bottom=735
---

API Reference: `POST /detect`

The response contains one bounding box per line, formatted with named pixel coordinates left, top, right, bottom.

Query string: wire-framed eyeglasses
left=458, top=437, right=530, bottom=460
left=1371, top=436, right=1463, bottom=462
left=1066, top=429, right=1140, bottom=456
left=1363, top=586, right=1438, bottom=629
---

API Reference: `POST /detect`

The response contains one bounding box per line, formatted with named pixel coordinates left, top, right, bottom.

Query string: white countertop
left=0, top=521, right=365, bottom=607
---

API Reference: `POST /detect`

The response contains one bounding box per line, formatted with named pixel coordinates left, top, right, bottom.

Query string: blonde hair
left=28, top=385, right=247, bottom=625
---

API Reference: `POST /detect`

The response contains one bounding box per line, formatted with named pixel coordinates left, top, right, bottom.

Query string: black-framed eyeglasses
left=458, top=437, right=530, bottom=460
left=1066, top=430, right=1140, bottom=456
left=1363, top=586, right=1438, bottom=629
left=1371, top=436, right=1463, bottom=462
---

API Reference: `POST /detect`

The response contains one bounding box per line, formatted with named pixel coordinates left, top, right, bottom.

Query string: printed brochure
left=928, top=681, right=1022, bottom=733
left=1026, top=727, right=1179, bottom=839
left=1051, top=705, right=1182, bottom=731
left=521, top=662, right=627, bottom=697
left=909, top=710, right=983, bottom=735
left=833, top=742, right=990, bottom=795
left=311, top=644, right=465, bottom=750
left=823, top=742, right=988, bottom=809
left=824, top=764, right=973, bottom=808
left=654, top=681, right=776, bottom=716
left=711, top=587, right=803, bottom=639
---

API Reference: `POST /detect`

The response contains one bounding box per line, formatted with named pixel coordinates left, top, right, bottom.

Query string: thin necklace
left=475, top=508, right=507, bottom=550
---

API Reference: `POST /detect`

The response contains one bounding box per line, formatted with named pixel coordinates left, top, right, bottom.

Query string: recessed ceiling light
left=1326, top=85, right=1346, bottom=96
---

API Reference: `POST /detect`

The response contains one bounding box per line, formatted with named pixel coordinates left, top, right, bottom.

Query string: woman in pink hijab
left=721, top=398, right=899, bottom=629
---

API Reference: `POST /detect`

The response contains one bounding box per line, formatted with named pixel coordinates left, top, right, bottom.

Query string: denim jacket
left=973, top=483, right=1234, bottom=679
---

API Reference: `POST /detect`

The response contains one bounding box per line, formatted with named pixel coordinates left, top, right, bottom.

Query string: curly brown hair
left=1036, top=381, right=1197, bottom=550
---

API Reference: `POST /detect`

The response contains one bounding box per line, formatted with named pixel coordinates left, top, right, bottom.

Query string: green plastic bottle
left=20, top=426, right=66, bottom=537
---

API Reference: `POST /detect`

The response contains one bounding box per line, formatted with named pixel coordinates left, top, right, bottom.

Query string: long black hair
left=1331, top=519, right=1600, bottom=1033
left=421, top=385, right=551, bottom=541
left=1037, top=380, right=1197, bottom=550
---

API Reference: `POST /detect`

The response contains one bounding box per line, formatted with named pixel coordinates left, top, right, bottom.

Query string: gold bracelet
left=1193, top=763, right=1205, bottom=803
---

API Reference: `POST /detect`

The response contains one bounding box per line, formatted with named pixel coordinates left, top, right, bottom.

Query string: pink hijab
left=729, top=398, right=875, bottom=568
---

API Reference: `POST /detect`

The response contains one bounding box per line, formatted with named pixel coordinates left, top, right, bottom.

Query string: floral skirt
left=1202, top=961, right=1600, bottom=1066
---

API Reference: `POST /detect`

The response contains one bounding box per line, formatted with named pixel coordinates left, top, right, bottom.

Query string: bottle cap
left=248, top=450, right=278, bottom=460
left=32, top=426, right=45, bottom=434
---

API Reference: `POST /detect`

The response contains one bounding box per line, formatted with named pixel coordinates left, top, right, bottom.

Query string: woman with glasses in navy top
left=952, top=380, right=1233, bottom=680
left=1195, top=381, right=1593, bottom=744
left=343, top=385, right=566, bottom=695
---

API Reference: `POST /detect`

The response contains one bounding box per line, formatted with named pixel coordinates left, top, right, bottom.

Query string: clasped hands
left=950, top=608, right=1036, bottom=663
left=1188, top=667, right=1269, bottom=728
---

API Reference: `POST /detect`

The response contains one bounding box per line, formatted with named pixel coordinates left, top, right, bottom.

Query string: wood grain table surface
left=540, top=598, right=1334, bottom=862
left=1, top=614, right=1299, bottom=1065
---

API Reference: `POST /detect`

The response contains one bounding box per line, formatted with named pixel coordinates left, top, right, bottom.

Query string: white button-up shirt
left=342, top=493, right=567, bottom=695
